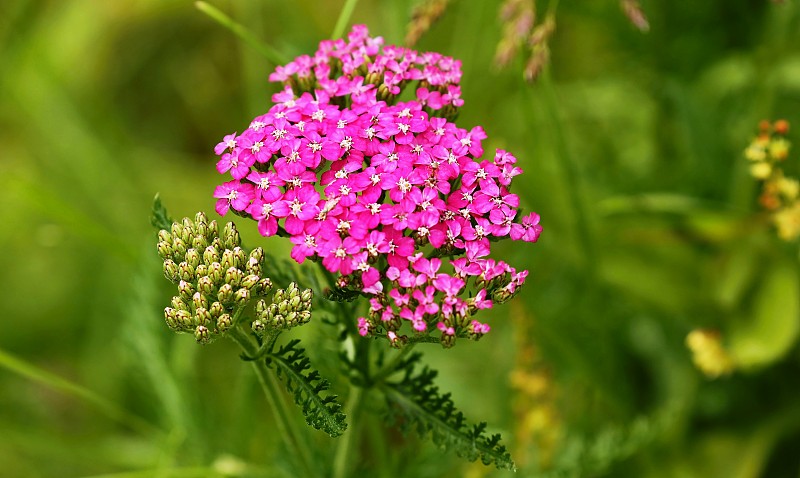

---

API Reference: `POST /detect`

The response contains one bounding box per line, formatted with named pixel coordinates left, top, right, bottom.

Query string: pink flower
left=214, top=180, right=254, bottom=215
left=208, top=25, right=544, bottom=345
left=510, top=212, right=542, bottom=242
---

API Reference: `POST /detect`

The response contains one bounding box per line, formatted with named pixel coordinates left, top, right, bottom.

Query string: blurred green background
left=2, top=0, right=800, bottom=476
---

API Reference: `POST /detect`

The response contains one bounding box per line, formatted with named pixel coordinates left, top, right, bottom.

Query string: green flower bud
left=195, top=325, right=211, bottom=344
left=192, top=291, right=209, bottom=311
left=278, top=300, right=290, bottom=316
left=178, top=261, right=195, bottom=282
left=171, top=223, right=184, bottom=241
left=285, top=311, right=298, bottom=327
left=252, top=319, right=267, bottom=335
left=195, top=307, right=211, bottom=327
left=208, top=262, right=223, bottom=285
left=222, top=222, right=240, bottom=250
left=298, top=311, right=311, bottom=324
left=178, top=280, right=195, bottom=301
left=245, top=257, right=262, bottom=277
left=164, top=307, right=179, bottom=330
left=286, top=282, right=299, bottom=297
left=255, top=298, right=268, bottom=317
left=210, top=237, right=222, bottom=252
left=207, top=220, right=219, bottom=241
left=490, top=287, right=513, bottom=304
left=203, top=246, right=220, bottom=265
left=249, top=247, right=264, bottom=264
left=221, top=249, right=236, bottom=270
left=158, top=229, right=172, bottom=244
left=224, top=267, right=243, bottom=288
left=197, top=276, right=214, bottom=297
left=234, top=287, right=250, bottom=307
left=176, top=309, right=193, bottom=328
left=195, top=263, right=208, bottom=278
left=300, top=288, right=313, bottom=302
left=195, top=212, right=208, bottom=236
left=217, top=314, right=232, bottom=332
left=209, top=301, right=224, bottom=318
left=217, top=283, right=234, bottom=304
left=181, top=217, right=194, bottom=241
left=171, top=296, right=189, bottom=311
left=267, top=303, right=279, bottom=321
left=300, top=300, right=312, bottom=312
left=440, top=333, right=456, bottom=349
left=192, top=235, right=208, bottom=251
left=273, top=288, right=285, bottom=304
left=157, top=240, right=172, bottom=260
left=172, top=237, right=187, bottom=258
left=255, top=278, right=273, bottom=296
left=163, top=259, right=179, bottom=283
left=289, top=295, right=301, bottom=311
left=233, top=247, right=247, bottom=269
left=241, top=274, right=260, bottom=290
left=272, top=314, right=286, bottom=329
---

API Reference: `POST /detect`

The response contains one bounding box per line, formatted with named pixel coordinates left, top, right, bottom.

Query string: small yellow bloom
left=686, top=329, right=735, bottom=378
left=774, top=201, right=800, bottom=241
left=777, top=176, right=800, bottom=200
left=744, top=144, right=767, bottom=162
left=769, top=138, right=791, bottom=161
left=750, top=161, right=772, bottom=179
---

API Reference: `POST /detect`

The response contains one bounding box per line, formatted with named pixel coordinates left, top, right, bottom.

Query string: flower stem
left=533, top=71, right=598, bottom=278
left=227, top=327, right=317, bottom=478
left=332, top=385, right=364, bottom=478
left=331, top=0, right=360, bottom=40
left=195, top=1, right=288, bottom=65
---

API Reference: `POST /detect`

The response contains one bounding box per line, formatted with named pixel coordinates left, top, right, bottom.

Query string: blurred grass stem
left=332, top=0, right=360, bottom=39
left=535, top=71, right=597, bottom=276
left=227, top=327, right=317, bottom=478
left=195, top=1, right=287, bottom=65
left=332, top=385, right=364, bottom=478
left=0, top=347, right=160, bottom=438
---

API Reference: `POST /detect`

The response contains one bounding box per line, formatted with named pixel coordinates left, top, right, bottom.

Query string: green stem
left=533, top=71, right=598, bottom=277
left=331, top=0, right=360, bottom=40
left=227, top=327, right=317, bottom=478
left=332, top=385, right=365, bottom=478
left=371, top=344, right=416, bottom=385
left=0, top=347, right=160, bottom=438
left=195, top=1, right=288, bottom=65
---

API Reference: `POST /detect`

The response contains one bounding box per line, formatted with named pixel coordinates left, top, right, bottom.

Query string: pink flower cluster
left=212, top=25, right=541, bottom=347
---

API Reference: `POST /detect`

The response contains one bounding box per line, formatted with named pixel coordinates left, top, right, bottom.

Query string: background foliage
left=2, top=0, right=800, bottom=476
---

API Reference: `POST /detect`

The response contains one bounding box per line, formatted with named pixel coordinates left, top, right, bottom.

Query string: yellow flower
left=744, top=143, right=767, bottom=162
left=777, top=176, right=800, bottom=201
left=686, top=329, right=735, bottom=378
left=750, top=161, right=772, bottom=179
left=774, top=201, right=800, bottom=241
left=769, top=138, right=791, bottom=161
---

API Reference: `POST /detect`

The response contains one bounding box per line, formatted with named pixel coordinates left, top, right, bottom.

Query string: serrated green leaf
left=266, top=339, right=348, bottom=437
left=381, top=355, right=515, bottom=470
left=150, top=194, right=174, bottom=232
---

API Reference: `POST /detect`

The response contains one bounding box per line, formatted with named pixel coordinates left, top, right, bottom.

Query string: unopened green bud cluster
left=158, top=213, right=273, bottom=343
left=251, top=282, right=313, bottom=335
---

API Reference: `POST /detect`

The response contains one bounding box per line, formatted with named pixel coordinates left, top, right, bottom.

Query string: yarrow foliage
left=212, top=25, right=542, bottom=347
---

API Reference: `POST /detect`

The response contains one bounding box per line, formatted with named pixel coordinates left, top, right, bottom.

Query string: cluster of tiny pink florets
left=212, top=25, right=541, bottom=347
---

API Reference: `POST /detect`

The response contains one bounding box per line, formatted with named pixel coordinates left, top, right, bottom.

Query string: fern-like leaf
left=266, top=339, right=348, bottom=437
left=150, top=194, right=173, bottom=231
left=381, top=354, right=515, bottom=470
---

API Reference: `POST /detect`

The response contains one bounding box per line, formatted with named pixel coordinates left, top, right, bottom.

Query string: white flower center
left=397, top=178, right=412, bottom=193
